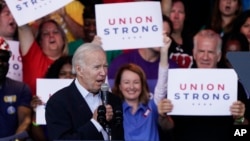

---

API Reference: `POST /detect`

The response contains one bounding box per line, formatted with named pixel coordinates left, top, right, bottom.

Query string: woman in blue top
left=111, top=33, right=174, bottom=141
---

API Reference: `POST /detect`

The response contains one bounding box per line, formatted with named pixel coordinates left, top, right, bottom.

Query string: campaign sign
left=6, top=40, right=22, bottom=82
left=5, top=0, right=72, bottom=26
left=95, top=2, right=163, bottom=50
left=168, top=69, right=237, bottom=116
left=36, top=79, right=73, bottom=125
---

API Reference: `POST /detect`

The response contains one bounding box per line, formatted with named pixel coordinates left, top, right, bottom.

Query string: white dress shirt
left=75, top=78, right=108, bottom=140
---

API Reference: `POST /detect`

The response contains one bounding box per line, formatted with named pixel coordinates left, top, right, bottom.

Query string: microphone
left=101, top=83, right=109, bottom=105
left=97, top=105, right=106, bottom=127
left=97, top=83, right=109, bottom=127
left=100, top=83, right=112, bottom=141
left=114, top=107, right=123, bottom=127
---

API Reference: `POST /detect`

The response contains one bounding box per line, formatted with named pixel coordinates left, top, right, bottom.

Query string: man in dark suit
left=45, top=42, right=124, bottom=140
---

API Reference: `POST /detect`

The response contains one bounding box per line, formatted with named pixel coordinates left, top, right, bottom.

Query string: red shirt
left=22, top=41, right=54, bottom=95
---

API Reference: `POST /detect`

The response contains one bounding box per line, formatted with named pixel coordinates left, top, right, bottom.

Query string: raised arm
left=57, top=5, right=85, bottom=40
left=154, top=33, right=171, bottom=104
left=154, top=33, right=174, bottom=130
left=18, top=24, right=35, bottom=56
left=161, top=0, right=172, bottom=17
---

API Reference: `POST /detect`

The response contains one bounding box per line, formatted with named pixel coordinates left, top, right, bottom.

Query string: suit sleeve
left=45, top=92, right=103, bottom=140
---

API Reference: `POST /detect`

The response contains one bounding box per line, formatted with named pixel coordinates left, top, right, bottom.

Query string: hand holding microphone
left=97, top=83, right=113, bottom=141
left=97, top=83, right=113, bottom=125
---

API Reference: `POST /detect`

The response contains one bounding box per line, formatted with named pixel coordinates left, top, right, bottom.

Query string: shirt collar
left=123, top=101, right=148, bottom=113
left=74, top=78, right=92, bottom=98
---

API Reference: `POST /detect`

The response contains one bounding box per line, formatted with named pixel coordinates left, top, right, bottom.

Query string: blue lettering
left=183, top=93, right=189, bottom=99
left=122, top=27, right=128, bottom=33
left=223, top=93, right=230, bottom=100
left=23, top=2, right=29, bottom=7
left=31, top=0, right=38, bottom=5
left=16, top=5, right=22, bottom=11
left=131, top=26, right=139, bottom=33
left=212, top=93, right=220, bottom=100
left=152, top=25, right=158, bottom=31
left=113, top=28, right=119, bottom=34
left=15, top=0, right=47, bottom=11
left=202, top=93, right=209, bottom=100
left=103, top=25, right=158, bottom=35
left=142, top=26, right=149, bottom=32
left=104, top=28, right=109, bottom=35
left=174, top=92, right=231, bottom=100
left=13, top=64, right=19, bottom=70
left=174, top=93, right=180, bottom=99
left=193, top=93, right=199, bottom=99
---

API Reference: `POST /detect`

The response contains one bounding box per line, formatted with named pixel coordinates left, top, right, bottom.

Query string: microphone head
left=101, top=83, right=109, bottom=91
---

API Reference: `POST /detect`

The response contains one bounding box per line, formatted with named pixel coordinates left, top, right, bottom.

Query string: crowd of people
left=0, top=0, right=250, bottom=141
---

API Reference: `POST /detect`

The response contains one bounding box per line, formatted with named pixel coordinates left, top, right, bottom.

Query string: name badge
left=143, top=109, right=151, bottom=117
left=4, top=95, right=17, bottom=103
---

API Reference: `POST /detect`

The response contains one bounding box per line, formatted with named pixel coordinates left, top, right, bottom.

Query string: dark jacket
left=45, top=80, right=124, bottom=141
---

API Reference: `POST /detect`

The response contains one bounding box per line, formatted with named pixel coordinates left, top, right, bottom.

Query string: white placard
left=5, top=0, right=73, bottom=26
left=6, top=40, right=22, bottom=82
left=36, top=79, right=73, bottom=125
left=95, top=2, right=163, bottom=50
left=168, top=69, right=238, bottom=116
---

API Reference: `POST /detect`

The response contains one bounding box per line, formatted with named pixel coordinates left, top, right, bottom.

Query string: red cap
left=0, top=36, right=10, bottom=52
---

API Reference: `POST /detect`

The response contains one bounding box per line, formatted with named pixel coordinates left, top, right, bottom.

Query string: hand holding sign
left=95, top=2, right=163, bottom=50
left=168, top=69, right=238, bottom=116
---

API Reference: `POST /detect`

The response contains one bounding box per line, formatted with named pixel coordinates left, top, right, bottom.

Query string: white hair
left=72, top=43, right=105, bottom=74
left=193, top=29, right=222, bottom=54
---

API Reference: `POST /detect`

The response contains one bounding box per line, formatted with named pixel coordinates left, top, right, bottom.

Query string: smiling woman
left=111, top=63, right=173, bottom=141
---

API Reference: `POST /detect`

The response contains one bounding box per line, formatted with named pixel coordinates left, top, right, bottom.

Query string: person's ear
left=217, top=52, right=222, bottom=62
left=75, top=65, right=83, bottom=76
left=192, top=48, right=196, bottom=61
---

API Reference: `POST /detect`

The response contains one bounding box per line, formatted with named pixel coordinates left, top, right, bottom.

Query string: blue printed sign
left=7, top=40, right=22, bottom=81
left=95, top=2, right=163, bottom=50
left=5, top=0, right=72, bottom=26
left=168, top=69, right=238, bottom=116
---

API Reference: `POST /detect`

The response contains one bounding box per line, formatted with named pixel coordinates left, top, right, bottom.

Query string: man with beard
left=0, top=36, right=32, bottom=139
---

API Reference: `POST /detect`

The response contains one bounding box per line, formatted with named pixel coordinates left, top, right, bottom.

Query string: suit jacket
left=45, top=80, right=124, bottom=141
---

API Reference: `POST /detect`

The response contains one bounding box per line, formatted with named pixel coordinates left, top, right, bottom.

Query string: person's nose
left=89, top=24, right=96, bottom=31
left=174, top=12, right=179, bottom=19
left=202, top=52, right=209, bottom=60
left=129, top=83, right=135, bottom=89
left=226, top=0, right=232, bottom=4
left=49, top=32, right=54, bottom=37
left=100, top=67, right=107, bottom=76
